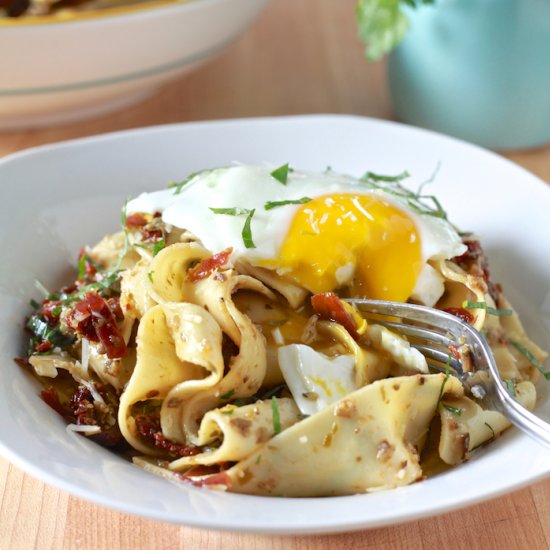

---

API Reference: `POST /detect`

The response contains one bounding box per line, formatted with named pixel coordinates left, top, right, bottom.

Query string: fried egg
left=128, top=164, right=466, bottom=305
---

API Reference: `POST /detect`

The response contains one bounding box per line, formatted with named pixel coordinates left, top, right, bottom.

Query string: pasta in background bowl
left=1, top=116, right=550, bottom=530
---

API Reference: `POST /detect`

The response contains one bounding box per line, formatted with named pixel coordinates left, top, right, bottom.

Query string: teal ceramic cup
left=388, top=0, right=550, bottom=150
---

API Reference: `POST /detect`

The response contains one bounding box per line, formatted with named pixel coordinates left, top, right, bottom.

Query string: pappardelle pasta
left=20, top=164, right=548, bottom=496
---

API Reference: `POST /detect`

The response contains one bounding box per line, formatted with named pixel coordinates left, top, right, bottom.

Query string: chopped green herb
left=418, top=194, right=447, bottom=220
left=484, top=422, right=495, bottom=438
left=48, top=268, right=121, bottom=307
left=30, top=299, right=41, bottom=309
left=210, top=206, right=256, bottom=248
left=255, top=454, right=262, bottom=465
left=271, top=396, right=281, bottom=434
left=436, top=355, right=452, bottom=406
left=92, top=271, right=120, bottom=292
left=152, top=237, right=165, bottom=257
left=242, top=209, right=256, bottom=249
left=231, top=398, right=247, bottom=407
left=509, top=340, right=550, bottom=381
left=209, top=207, right=251, bottom=216
left=416, top=161, right=442, bottom=196
left=359, top=169, right=447, bottom=219
left=443, top=404, right=462, bottom=416
left=363, top=170, right=410, bottom=182
left=50, top=305, right=62, bottom=317
left=147, top=271, right=154, bottom=283
left=264, top=197, right=312, bottom=210
left=77, top=253, right=102, bottom=280
left=170, top=171, right=201, bottom=195
left=209, top=205, right=257, bottom=248
left=270, top=163, right=291, bottom=185
left=120, top=197, right=130, bottom=227
left=77, top=254, right=87, bottom=280
left=26, top=315, right=75, bottom=353
left=133, top=236, right=166, bottom=258
left=221, top=408, right=234, bottom=415
left=220, top=389, right=235, bottom=400
left=462, top=301, right=513, bottom=316
left=504, top=379, right=516, bottom=396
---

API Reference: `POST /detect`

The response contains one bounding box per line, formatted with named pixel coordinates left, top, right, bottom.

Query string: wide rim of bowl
left=0, top=0, right=255, bottom=28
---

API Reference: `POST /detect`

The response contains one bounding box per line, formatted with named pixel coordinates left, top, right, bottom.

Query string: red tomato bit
left=67, top=292, right=127, bottom=359
left=35, top=340, right=53, bottom=353
left=40, top=386, right=73, bottom=421
left=453, top=239, right=499, bottom=303
left=42, top=300, right=62, bottom=322
left=443, top=307, right=474, bottom=324
left=454, top=239, right=482, bottom=264
left=449, top=343, right=462, bottom=360
left=125, top=213, right=148, bottom=228
left=311, top=292, right=360, bottom=340
left=187, top=248, right=233, bottom=282
left=134, top=415, right=201, bottom=458
left=77, top=248, right=98, bottom=278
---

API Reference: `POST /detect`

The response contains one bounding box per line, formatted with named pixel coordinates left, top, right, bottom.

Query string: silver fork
left=345, top=298, right=550, bottom=449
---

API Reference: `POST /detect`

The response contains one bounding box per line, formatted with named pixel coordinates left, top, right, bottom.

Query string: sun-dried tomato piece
left=125, top=213, right=148, bottom=228
left=134, top=414, right=201, bottom=458
left=187, top=248, right=233, bottom=282
left=449, top=344, right=462, bottom=360
left=311, top=292, right=360, bottom=339
left=443, top=307, right=474, bottom=324
left=40, top=386, right=74, bottom=422
left=68, top=386, right=95, bottom=424
left=454, top=240, right=482, bottom=264
left=67, top=292, right=126, bottom=359
left=140, top=228, right=164, bottom=242
left=106, top=297, right=124, bottom=320
left=77, top=249, right=98, bottom=279
left=454, top=239, right=499, bottom=303
left=60, top=284, right=77, bottom=295
left=42, top=300, right=62, bottom=322
left=67, top=384, right=123, bottom=447
left=35, top=340, right=53, bottom=353
left=67, top=300, right=96, bottom=341
left=13, top=357, right=30, bottom=370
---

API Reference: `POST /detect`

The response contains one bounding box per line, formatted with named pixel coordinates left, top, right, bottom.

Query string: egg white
left=127, top=164, right=466, bottom=303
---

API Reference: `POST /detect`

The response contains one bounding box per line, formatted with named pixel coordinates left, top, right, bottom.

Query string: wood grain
left=1, top=0, right=550, bottom=548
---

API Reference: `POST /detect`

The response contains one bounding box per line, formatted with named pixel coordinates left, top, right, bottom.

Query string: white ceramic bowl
left=1, top=116, right=550, bottom=533
left=0, top=0, right=267, bottom=129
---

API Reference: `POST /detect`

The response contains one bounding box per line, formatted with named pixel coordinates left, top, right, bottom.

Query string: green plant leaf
left=356, top=0, right=434, bottom=61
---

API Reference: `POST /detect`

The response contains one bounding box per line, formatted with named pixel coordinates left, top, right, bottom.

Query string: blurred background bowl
left=0, top=0, right=267, bottom=130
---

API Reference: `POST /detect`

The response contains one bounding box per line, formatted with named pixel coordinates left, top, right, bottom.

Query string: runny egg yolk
left=273, top=193, right=423, bottom=301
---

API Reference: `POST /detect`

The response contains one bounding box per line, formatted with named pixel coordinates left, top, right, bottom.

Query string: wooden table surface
left=2, top=1, right=550, bottom=548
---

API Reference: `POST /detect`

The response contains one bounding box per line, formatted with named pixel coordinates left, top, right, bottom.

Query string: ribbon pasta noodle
left=21, top=164, right=548, bottom=497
